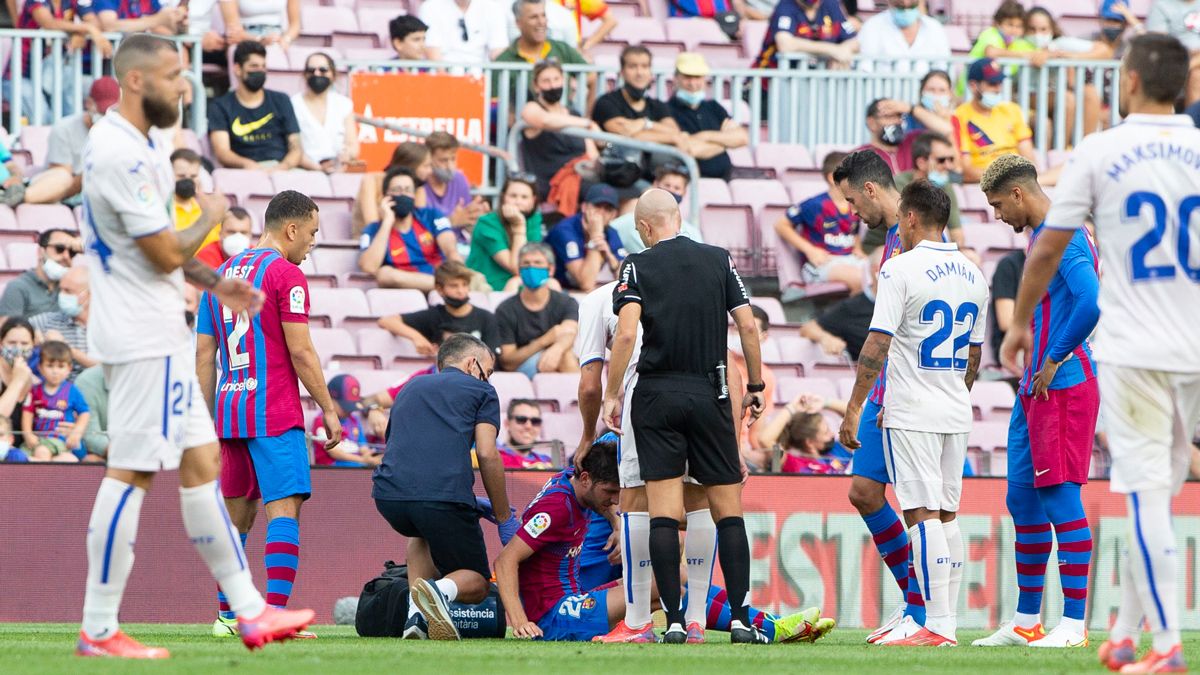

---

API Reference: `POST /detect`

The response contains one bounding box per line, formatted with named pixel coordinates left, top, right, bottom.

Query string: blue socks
left=217, top=532, right=249, bottom=621
left=1038, top=483, right=1092, bottom=621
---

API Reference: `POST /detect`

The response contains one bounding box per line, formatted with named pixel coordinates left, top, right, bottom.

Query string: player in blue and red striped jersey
left=775, top=150, right=867, bottom=293
left=833, top=150, right=929, bottom=644
left=974, top=155, right=1100, bottom=650
left=197, top=191, right=343, bottom=638
left=494, top=436, right=832, bottom=643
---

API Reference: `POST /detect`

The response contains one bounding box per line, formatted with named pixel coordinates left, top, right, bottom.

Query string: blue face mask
left=980, top=91, right=1006, bottom=109
left=927, top=170, right=949, bottom=187
left=921, top=93, right=950, bottom=111
left=675, top=88, right=705, bottom=108
left=519, top=266, right=550, bottom=289
left=891, top=6, right=920, bottom=28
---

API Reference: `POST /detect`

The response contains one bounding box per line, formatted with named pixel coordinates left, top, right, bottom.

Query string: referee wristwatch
left=746, top=382, right=766, bottom=393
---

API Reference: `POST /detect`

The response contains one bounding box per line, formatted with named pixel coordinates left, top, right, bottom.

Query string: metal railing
left=505, top=119, right=703, bottom=223
left=0, top=29, right=206, bottom=134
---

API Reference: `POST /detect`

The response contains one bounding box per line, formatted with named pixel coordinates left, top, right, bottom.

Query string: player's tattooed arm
left=839, top=331, right=889, bottom=449
left=965, top=345, right=982, bottom=391
left=183, top=258, right=220, bottom=289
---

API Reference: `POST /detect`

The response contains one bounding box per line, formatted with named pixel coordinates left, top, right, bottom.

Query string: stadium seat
left=755, top=143, right=814, bottom=179
left=696, top=177, right=733, bottom=208
left=357, top=327, right=426, bottom=364
left=964, top=224, right=1017, bottom=256
left=356, top=8, right=399, bottom=47
left=813, top=144, right=855, bottom=169
left=642, top=41, right=686, bottom=62
left=300, top=5, right=360, bottom=38
left=213, top=168, right=274, bottom=204
left=749, top=296, right=787, bottom=325
left=309, top=287, right=370, bottom=327
left=330, top=172, right=365, bottom=199
left=541, top=412, right=582, bottom=450
left=15, top=204, right=74, bottom=232
left=310, top=246, right=362, bottom=276
left=351, top=369, right=414, bottom=398
left=366, top=288, right=427, bottom=316
left=0, top=205, right=16, bottom=232
left=698, top=204, right=754, bottom=270
left=489, top=290, right=516, bottom=310
left=968, top=421, right=1010, bottom=454
left=490, top=371, right=536, bottom=412
left=775, top=375, right=837, bottom=404
left=6, top=242, right=38, bottom=270
left=971, top=380, right=1016, bottom=421
left=608, top=17, right=666, bottom=43
left=287, top=45, right=346, bottom=71
left=17, top=125, right=51, bottom=168
left=273, top=170, right=334, bottom=199
left=695, top=42, right=744, bottom=69
left=729, top=178, right=791, bottom=216
left=344, top=47, right=396, bottom=62
left=533, top=372, right=581, bottom=411
left=741, top=21, right=768, bottom=58
left=727, top=146, right=755, bottom=172
left=786, top=178, right=827, bottom=204
left=664, top=17, right=728, bottom=50
left=314, top=199, right=354, bottom=243
left=309, top=327, right=358, bottom=366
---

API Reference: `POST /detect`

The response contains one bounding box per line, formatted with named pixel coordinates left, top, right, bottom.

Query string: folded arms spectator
left=495, top=243, right=580, bottom=378
left=292, top=52, right=359, bottom=174
left=592, top=46, right=684, bottom=160
left=519, top=60, right=600, bottom=200
left=208, top=40, right=302, bottom=170
left=358, top=166, right=460, bottom=292
left=667, top=52, right=749, bottom=180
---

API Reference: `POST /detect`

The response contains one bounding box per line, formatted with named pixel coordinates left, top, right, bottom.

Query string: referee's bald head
left=113, top=33, right=176, bottom=83
left=634, top=188, right=681, bottom=248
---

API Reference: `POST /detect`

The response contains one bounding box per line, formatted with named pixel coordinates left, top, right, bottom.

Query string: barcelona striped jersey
left=517, top=469, right=592, bottom=623
left=868, top=224, right=904, bottom=405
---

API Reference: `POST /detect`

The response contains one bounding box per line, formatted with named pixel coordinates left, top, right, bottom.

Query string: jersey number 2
left=918, top=300, right=979, bottom=370
left=1125, top=191, right=1200, bottom=282
left=221, top=305, right=251, bottom=371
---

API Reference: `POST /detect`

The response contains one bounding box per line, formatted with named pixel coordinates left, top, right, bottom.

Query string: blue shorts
left=536, top=589, right=610, bottom=641
left=578, top=512, right=621, bottom=591
left=850, top=399, right=891, bottom=484
left=1007, top=399, right=1034, bottom=488
left=220, top=429, right=311, bottom=504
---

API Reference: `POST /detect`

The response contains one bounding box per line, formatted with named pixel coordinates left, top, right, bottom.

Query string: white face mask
left=222, top=233, right=251, bottom=257
left=43, top=258, right=68, bottom=282
left=58, top=292, right=83, bottom=317
left=1031, top=33, right=1052, bottom=49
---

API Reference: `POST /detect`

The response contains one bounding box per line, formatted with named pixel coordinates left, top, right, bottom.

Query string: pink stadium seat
left=727, top=146, right=754, bottom=171
left=490, top=372, right=536, bottom=411
left=351, top=369, right=415, bottom=398
left=356, top=8, right=399, bottom=47
left=273, top=171, right=334, bottom=198
left=489, top=290, right=516, bottom=309
left=301, top=6, right=361, bottom=37
left=964, top=224, right=1016, bottom=255
left=786, top=178, right=827, bottom=204
left=313, top=198, right=354, bottom=242
left=16, top=204, right=74, bottom=232
left=971, top=380, right=1016, bottom=421
left=695, top=43, right=743, bottom=69
left=749, top=296, right=787, bottom=326
left=309, top=328, right=357, bottom=365
left=6, top=242, right=38, bottom=270
left=642, top=41, right=686, bottom=62
left=813, top=144, right=855, bottom=169
left=664, top=17, right=728, bottom=50
left=956, top=184, right=991, bottom=212
left=310, top=246, right=362, bottom=275
left=344, top=47, right=396, bottom=62
left=331, top=32, right=380, bottom=50
left=699, top=204, right=753, bottom=260
left=0, top=206, right=16, bottom=231
left=330, top=172, right=365, bottom=199
left=729, top=178, right=791, bottom=216
left=696, top=177, right=732, bottom=207
left=18, top=125, right=51, bottom=168
left=775, top=376, right=838, bottom=404
left=213, top=168, right=274, bottom=204
left=0, top=246, right=9, bottom=269
left=533, top=373, right=581, bottom=411
left=968, top=421, right=1010, bottom=453
left=366, top=288, right=427, bottom=315
left=357, top=327, right=425, bottom=363
left=609, top=17, right=667, bottom=43
left=945, top=24, right=971, bottom=53
left=755, top=143, right=814, bottom=179
left=310, top=287, right=370, bottom=326
left=741, top=21, right=768, bottom=58
left=541, top=411, right=583, bottom=449
left=264, top=44, right=290, bottom=71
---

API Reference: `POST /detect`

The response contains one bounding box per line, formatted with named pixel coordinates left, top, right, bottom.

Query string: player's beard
left=142, top=82, right=180, bottom=129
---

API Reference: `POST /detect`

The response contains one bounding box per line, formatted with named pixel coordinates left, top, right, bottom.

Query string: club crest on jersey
left=136, top=183, right=154, bottom=204
left=290, top=286, right=306, bottom=314
left=524, top=512, right=551, bottom=538
left=582, top=596, right=596, bottom=610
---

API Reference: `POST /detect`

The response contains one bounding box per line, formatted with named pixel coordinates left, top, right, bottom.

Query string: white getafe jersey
left=81, top=111, right=191, bottom=364
left=575, top=281, right=643, bottom=393
left=870, top=241, right=989, bottom=434
left=1045, top=114, right=1200, bottom=372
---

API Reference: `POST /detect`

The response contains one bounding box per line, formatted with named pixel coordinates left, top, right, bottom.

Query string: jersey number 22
left=918, top=300, right=979, bottom=370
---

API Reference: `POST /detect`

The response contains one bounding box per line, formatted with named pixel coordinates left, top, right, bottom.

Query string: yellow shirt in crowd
left=174, top=198, right=221, bottom=250
left=951, top=101, right=1033, bottom=171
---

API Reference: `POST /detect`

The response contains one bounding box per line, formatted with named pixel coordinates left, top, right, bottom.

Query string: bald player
left=75, top=34, right=313, bottom=659
left=603, top=189, right=768, bottom=644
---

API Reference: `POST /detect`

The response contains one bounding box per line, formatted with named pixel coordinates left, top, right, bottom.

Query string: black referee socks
left=717, top=517, right=751, bottom=626
left=649, top=517, right=685, bottom=627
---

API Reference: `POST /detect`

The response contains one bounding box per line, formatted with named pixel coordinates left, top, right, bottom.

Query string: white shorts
left=104, top=347, right=218, bottom=472
left=618, top=374, right=697, bottom=489
left=802, top=254, right=866, bottom=284
left=1100, top=364, right=1200, bottom=495
left=882, top=427, right=968, bottom=512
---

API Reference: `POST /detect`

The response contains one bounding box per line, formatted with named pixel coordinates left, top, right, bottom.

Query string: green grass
left=1, top=624, right=1195, bottom=674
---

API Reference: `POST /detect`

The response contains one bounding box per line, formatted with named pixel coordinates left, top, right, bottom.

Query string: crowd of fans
left=4, top=0, right=1200, bottom=476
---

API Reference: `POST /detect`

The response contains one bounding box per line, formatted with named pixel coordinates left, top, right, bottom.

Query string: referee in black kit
left=601, top=189, right=767, bottom=644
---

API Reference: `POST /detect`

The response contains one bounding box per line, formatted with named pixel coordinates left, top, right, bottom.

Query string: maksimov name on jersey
left=1105, top=141, right=1200, bottom=182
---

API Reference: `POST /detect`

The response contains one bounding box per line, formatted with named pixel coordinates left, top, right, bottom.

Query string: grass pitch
left=2, top=624, right=1195, bottom=674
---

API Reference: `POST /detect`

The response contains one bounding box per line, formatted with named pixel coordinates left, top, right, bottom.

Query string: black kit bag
left=355, top=561, right=507, bottom=638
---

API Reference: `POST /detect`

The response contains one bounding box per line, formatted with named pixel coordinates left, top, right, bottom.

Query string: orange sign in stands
left=351, top=71, right=487, bottom=185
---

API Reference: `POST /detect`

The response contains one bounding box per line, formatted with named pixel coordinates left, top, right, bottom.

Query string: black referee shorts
left=374, top=499, right=491, bottom=579
left=630, top=374, right=742, bottom=486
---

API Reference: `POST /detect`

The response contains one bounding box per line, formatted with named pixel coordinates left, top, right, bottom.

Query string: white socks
left=684, top=509, right=717, bottom=628
left=1014, top=612, right=1041, bottom=629
left=909, top=519, right=954, bottom=640
left=1110, top=545, right=1145, bottom=644
left=943, top=519, right=964, bottom=620
left=1126, top=490, right=1180, bottom=653
left=181, top=481, right=266, bottom=620
left=621, top=512, right=652, bottom=628
left=434, top=578, right=459, bottom=603
left=82, top=477, right=145, bottom=640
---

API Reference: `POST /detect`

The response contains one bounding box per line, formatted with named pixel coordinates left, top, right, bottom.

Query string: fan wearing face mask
left=758, top=393, right=853, bottom=475
left=423, top=131, right=488, bottom=234
left=0, top=228, right=78, bottom=323
left=379, top=261, right=501, bottom=358
left=292, top=52, right=359, bottom=175
left=855, top=0, right=950, bottom=74
left=591, top=46, right=685, bottom=186
left=208, top=40, right=303, bottom=171
left=856, top=97, right=919, bottom=174
left=170, top=148, right=221, bottom=253
left=29, top=265, right=96, bottom=376
left=952, top=58, right=1039, bottom=184
left=195, top=208, right=256, bottom=271
left=358, top=166, right=462, bottom=292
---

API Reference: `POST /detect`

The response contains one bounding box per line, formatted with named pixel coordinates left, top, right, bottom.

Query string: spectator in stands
left=1147, top=0, right=1200, bottom=104
left=668, top=52, right=749, bottom=181
left=94, top=0, right=186, bottom=34
left=894, top=132, right=968, bottom=253
left=389, top=14, right=431, bottom=61
left=551, top=0, right=615, bottom=53
left=22, top=77, right=120, bottom=206
left=195, top=207, right=254, bottom=270
left=72, top=364, right=108, bottom=461
left=218, top=0, right=301, bottom=48
left=0, top=418, right=26, bottom=463
left=774, top=151, right=865, bottom=294
left=730, top=305, right=777, bottom=467
left=989, top=248, right=1026, bottom=365
left=170, top=148, right=212, bottom=245
left=499, top=399, right=553, bottom=468
left=358, top=166, right=460, bottom=292
left=545, top=184, right=625, bottom=292
left=467, top=174, right=545, bottom=291
left=495, top=243, right=580, bottom=378
left=752, top=0, right=858, bottom=71
left=0, top=136, right=25, bottom=206
left=419, top=0, right=509, bottom=65
left=6, top=0, right=111, bottom=120
left=379, top=261, right=501, bottom=356
left=29, top=265, right=93, bottom=373
left=424, top=131, right=487, bottom=233
left=311, top=374, right=383, bottom=467
left=904, top=69, right=956, bottom=139
left=0, top=317, right=36, bottom=443
left=519, top=60, right=600, bottom=201
left=353, top=142, right=434, bottom=233
left=292, top=52, right=359, bottom=174
left=506, top=0, right=578, bottom=47
left=856, top=0, right=950, bottom=74
left=953, top=58, right=1037, bottom=183
left=592, top=46, right=685, bottom=175
left=21, top=340, right=88, bottom=462
left=799, top=248, right=881, bottom=359
left=611, top=163, right=703, bottom=254
left=0, top=229, right=77, bottom=322
left=967, top=1, right=1040, bottom=66
left=758, top=393, right=852, bottom=474
left=1024, top=5, right=1111, bottom=141
left=669, top=0, right=741, bottom=18
left=208, top=41, right=302, bottom=171
left=497, top=0, right=588, bottom=72
left=855, top=98, right=915, bottom=173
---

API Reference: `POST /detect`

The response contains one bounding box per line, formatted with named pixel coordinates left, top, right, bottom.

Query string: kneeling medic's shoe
left=212, top=616, right=238, bottom=637
left=238, top=605, right=316, bottom=650
left=77, top=630, right=170, bottom=659
left=410, top=579, right=460, bottom=641
left=971, top=621, right=1044, bottom=647
left=1099, top=638, right=1137, bottom=672
left=593, top=620, right=656, bottom=644
left=402, top=611, right=429, bottom=640
left=1028, top=624, right=1086, bottom=648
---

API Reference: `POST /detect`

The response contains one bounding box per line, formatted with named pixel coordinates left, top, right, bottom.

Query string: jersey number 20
left=918, top=300, right=979, bottom=370
left=222, top=305, right=252, bottom=371
left=1125, top=191, right=1200, bottom=282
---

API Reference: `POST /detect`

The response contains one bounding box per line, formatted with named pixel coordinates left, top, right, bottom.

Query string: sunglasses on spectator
left=47, top=244, right=81, bottom=258
left=931, top=155, right=956, bottom=165
left=510, top=415, right=543, bottom=426
left=304, top=66, right=332, bottom=75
